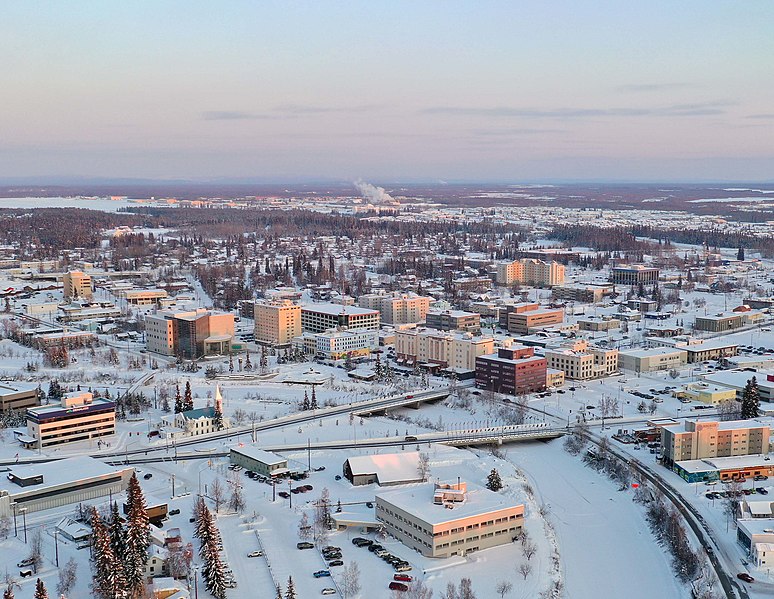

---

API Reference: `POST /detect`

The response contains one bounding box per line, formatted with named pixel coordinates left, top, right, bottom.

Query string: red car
left=389, top=582, right=408, bottom=592
left=737, top=573, right=754, bottom=583
left=394, top=574, right=413, bottom=583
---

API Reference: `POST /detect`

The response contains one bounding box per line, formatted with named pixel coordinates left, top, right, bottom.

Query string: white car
left=321, top=590, right=336, bottom=596
left=247, top=551, right=263, bottom=558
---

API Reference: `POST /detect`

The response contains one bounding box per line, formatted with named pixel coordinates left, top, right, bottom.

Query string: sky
left=1, top=1, right=773, bottom=183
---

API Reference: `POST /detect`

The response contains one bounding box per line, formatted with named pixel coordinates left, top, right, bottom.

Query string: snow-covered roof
left=2, top=456, right=129, bottom=493
left=345, top=452, right=422, bottom=484
left=230, top=445, right=287, bottom=466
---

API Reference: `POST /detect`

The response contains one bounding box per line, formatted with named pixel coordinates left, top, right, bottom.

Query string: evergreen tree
left=228, top=354, right=234, bottom=373
left=91, top=507, right=126, bottom=599
left=174, top=384, right=182, bottom=414
left=108, top=501, right=126, bottom=563
left=310, top=386, right=317, bottom=410
left=124, top=473, right=150, bottom=598
left=737, top=246, right=745, bottom=261
left=275, top=585, right=283, bottom=599
left=183, top=381, right=194, bottom=411
left=33, top=579, right=48, bottom=599
left=285, top=576, right=297, bottom=599
left=486, top=468, right=503, bottom=492
left=741, top=377, right=761, bottom=419
left=302, top=390, right=310, bottom=411
left=244, top=350, right=252, bottom=371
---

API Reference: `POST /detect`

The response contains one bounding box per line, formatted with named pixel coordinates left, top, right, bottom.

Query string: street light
left=193, top=566, right=199, bottom=599
left=20, top=507, right=27, bottom=544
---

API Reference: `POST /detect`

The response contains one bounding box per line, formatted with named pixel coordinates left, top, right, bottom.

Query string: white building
left=313, top=327, right=378, bottom=360
left=395, top=327, right=494, bottom=372
left=618, top=347, right=688, bottom=373
left=301, top=303, right=380, bottom=334
left=544, top=339, right=618, bottom=380
left=23, top=391, right=115, bottom=448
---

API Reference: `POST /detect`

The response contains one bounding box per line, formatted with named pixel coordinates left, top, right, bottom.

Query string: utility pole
left=54, top=528, right=59, bottom=567
left=307, top=438, right=311, bottom=472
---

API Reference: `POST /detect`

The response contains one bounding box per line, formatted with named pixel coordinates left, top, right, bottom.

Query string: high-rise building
left=661, top=419, right=771, bottom=467
left=357, top=292, right=431, bottom=324
left=395, top=328, right=494, bottom=372
left=300, top=303, right=380, bottom=334
left=62, top=270, right=93, bottom=301
left=475, top=345, right=547, bottom=395
left=496, top=259, right=565, bottom=287
left=254, top=300, right=301, bottom=347
left=145, top=309, right=234, bottom=358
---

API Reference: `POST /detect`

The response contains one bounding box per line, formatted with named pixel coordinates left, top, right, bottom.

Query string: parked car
left=328, top=560, right=344, bottom=567
left=737, top=573, right=754, bottom=583
left=169, top=509, right=180, bottom=516
left=321, top=590, right=336, bottom=596
left=143, top=473, right=153, bottom=480
left=279, top=492, right=290, bottom=499
left=297, top=542, right=315, bottom=550
left=335, top=475, right=342, bottom=481
left=17, top=558, right=34, bottom=568
left=394, top=574, right=413, bottom=582
left=247, top=551, right=263, bottom=558
left=394, top=564, right=413, bottom=572
left=389, top=582, right=409, bottom=591
left=313, top=570, right=332, bottom=578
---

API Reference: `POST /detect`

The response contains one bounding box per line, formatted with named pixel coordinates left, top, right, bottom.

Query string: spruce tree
left=285, top=576, right=297, bottom=599
left=737, top=246, right=745, bottom=261
left=302, top=390, right=310, bottom=411
left=91, top=507, right=125, bottom=599
left=199, top=506, right=226, bottom=599
left=183, top=381, right=194, bottom=411
left=174, top=384, right=182, bottom=414
left=741, top=377, right=761, bottom=419
left=275, top=585, right=283, bottom=599
left=108, top=501, right=126, bottom=563
left=33, top=579, right=48, bottom=599
left=124, top=473, right=151, bottom=598
left=486, top=468, right=503, bottom=492
left=310, top=386, right=317, bottom=410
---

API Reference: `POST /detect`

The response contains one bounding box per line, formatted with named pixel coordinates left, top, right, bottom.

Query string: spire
left=215, top=384, right=223, bottom=413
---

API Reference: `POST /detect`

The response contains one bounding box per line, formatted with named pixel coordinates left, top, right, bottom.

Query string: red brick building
left=475, top=346, right=547, bottom=396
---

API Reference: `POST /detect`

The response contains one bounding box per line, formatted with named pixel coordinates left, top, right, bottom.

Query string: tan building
left=145, top=308, right=234, bottom=358
left=618, top=347, right=687, bottom=373
left=395, top=328, right=494, bottom=371
left=62, top=270, right=93, bottom=300
left=544, top=339, right=618, bottom=380
left=376, top=481, right=524, bottom=558
left=694, top=311, right=763, bottom=333
left=552, top=284, right=614, bottom=304
left=496, top=259, right=565, bottom=287
left=661, top=418, right=772, bottom=467
left=24, top=391, right=115, bottom=448
left=672, top=383, right=736, bottom=406
left=507, top=307, right=564, bottom=334
left=425, top=310, right=481, bottom=333
left=0, top=384, right=40, bottom=412
left=358, top=292, right=431, bottom=325
left=254, top=299, right=301, bottom=347
left=578, top=317, right=620, bottom=332
left=116, top=288, right=168, bottom=306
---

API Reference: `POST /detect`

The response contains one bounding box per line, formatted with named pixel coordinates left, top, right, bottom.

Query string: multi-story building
left=661, top=418, right=771, bottom=467
left=115, top=288, right=168, bottom=306
left=375, top=481, right=524, bottom=558
left=300, top=303, right=380, bottom=334
left=694, top=312, right=746, bottom=333
left=552, top=284, right=614, bottom=304
left=646, top=336, right=739, bottom=363
left=701, top=371, right=774, bottom=404
left=496, top=259, right=565, bottom=287
left=610, top=265, right=660, bottom=286
left=145, top=308, right=234, bottom=358
left=23, top=391, right=115, bottom=448
left=497, top=302, right=540, bottom=328
left=313, top=327, right=378, bottom=360
left=254, top=299, right=301, bottom=347
left=578, top=317, right=620, bottom=332
left=357, top=292, right=431, bottom=325
left=506, top=307, right=564, bottom=334
left=62, top=270, right=93, bottom=301
left=475, top=345, right=547, bottom=395
left=618, top=347, right=688, bottom=373
left=425, top=310, right=481, bottom=333
left=544, top=339, right=618, bottom=380
left=395, top=328, right=494, bottom=372
left=0, top=384, right=40, bottom=412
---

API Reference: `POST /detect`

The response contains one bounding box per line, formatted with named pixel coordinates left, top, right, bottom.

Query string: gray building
left=230, top=446, right=289, bottom=478
left=425, top=310, right=481, bottom=333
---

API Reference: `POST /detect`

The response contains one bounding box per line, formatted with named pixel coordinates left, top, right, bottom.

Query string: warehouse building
left=343, top=452, right=424, bottom=487
left=229, top=446, right=289, bottom=478
left=0, top=383, right=40, bottom=412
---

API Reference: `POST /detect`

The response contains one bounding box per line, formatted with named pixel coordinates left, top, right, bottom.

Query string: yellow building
left=672, top=383, right=736, bottom=405
left=544, top=339, right=618, bottom=380
left=254, top=299, right=301, bottom=347
left=496, top=259, right=565, bottom=287
left=62, top=270, right=93, bottom=301
left=661, top=418, right=771, bottom=467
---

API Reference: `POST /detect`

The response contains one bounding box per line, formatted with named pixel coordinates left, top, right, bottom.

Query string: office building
left=229, top=446, right=289, bottom=478
left=343, top=452, right=424, bottom=486
left=507, top=307, right=564, bottom=335
left=116, top=288, right=168, bottom=306
left=357, top=292, right=431, bottom=325
left=618, top=347, right=688, bottom=373
left=661, top=418, right=771, bottom=467
left=395, top=328, right=494, bottom=372
left=611, top=266, right=660, bottom=286
left=0, top=383, right=40, bottom=412
left=552, top=284, right=614, bottom=304
left=145, top=308, right=234, bottom=358
left=425, top=310, right=481, bottom=333
left=694, top=312, right=748, bottom=333
left=475, top=345, right=547, bottom=395
left=375, top=481, right=524, bottom=558
left=544, top=339, right=618, bottom=380
left=23, top=391, right=115, bottom=448
left=301, top=303, right=380, bottom=334
left=62, top=270, right=93, bottom=300
left=313, top=327, right=378, bottom=359
left=254, top=299, right=301, bottom=347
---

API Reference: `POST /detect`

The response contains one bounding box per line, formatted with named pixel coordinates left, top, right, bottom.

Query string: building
left=0, top=456, right=133, bottom=517
left=627, top=298, right=658, bottom=313
left=672, top=454, right=774, bottom=484
left=661, top=418, right=771, bottom=467
left=544, top=339, right=618, bottom=380
left=145, top=308, right=234, bottom=358
left=496, top=259, right=565, bottom=287
left=62, top=270, right=93, bottom=300
left=357, top=292, right=431, bottom=325
left=171, top=388, right=229, bottom=436
left=253, top=299, right=301, bottom=347
left=672, top=383, right=737, bottom=405
left=395, top=328, right=494, bottom=372
left=301, top=303, right=380, bottom=334
left=646, top=336, right=739, bottom=363
left=229, top=446, right=289, bottom=478
left=425, top=310, right=481, bottom=333
left=506, top=307, right=564, bottom=335
left=610, top=265, right=660, bottom=286
left=497, top=302, right=540, bottom=328
left=375, top=481, right=524, bottom=558
left=343, top=452, right=424, bottom=486
left=116, top=288, right=169, bottom=306
left=552, top=284, right=614, bottom=304
left=618, top=347, right=688, bottom=373
left=0, top=383, right=40, bottom=412
left=23, top=391, right=115, bottom=448
left=702, top=371, right=774, bottom=403
left=475, top=346, right=547, bottom=395
left=737, top=520, right=774, bottom=555
left=694, top=312, right=746, bottom=333
left=313, top=327, right=378, bottom=359
left=151, top=578, right=191, bottom=599
left=578, top=317, right=620, bottom=332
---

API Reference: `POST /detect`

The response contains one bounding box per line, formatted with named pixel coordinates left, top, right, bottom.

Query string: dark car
left=389, top=582, right=408, bottom=591
left=737, top=573, right=754, bottom=583
left=169, top=509, right=180, bottom=516
left=313, top=570, right=331, bottom=578
left=278, top=492, right=290, bottom=499
left=297, top=542, right=315, bottom=550
left=328, top=560, right=344, bottom=567
left=143, top=473, right=153, bottom=480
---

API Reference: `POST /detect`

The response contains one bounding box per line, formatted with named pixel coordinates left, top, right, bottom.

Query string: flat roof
left=376, top=481, right=522, bottom=527
left=301, top=303, right=378, bottom=316
left=2, top=456, right=128, bottom=494
left=619, top=347, right=687, bottom=359
left=702, top=370, right=774, bottom=390
left=346, top=452, right=422, bottom=484
left=230, top=445, right=287, bottom=466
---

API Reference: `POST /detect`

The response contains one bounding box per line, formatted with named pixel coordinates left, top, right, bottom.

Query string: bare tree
left=297, top=512, right=312, bottom=541
left=56, top=557, right=77, bottom=597
left=341, top=561, right=361, bottom=598
left=406, top=580, right=434, bottom=599
left=496, top=580, right=513, bottom=597
left=523, top=540, right=537, bottom=561
left=227, top=478, right=245, bottom=513
left=417, top=452, right=431, bottom=481
left=440, top=582, right=458, bottom=599
left=718, top=398, right=740, bottom=421
left=210, top=477, right=226, bottom=513
left=518, top=562, right=532, bottom=580
left=458, top=578, right=476, bottom=599
left=29, top=528, right=43, bottom=573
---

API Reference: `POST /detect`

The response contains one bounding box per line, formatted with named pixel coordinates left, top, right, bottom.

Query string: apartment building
left=611, top=265, right=660, bottom=286
left=145, top=308, right=234, bottom=358
left=618, top=347, right=688, bottom=373
left=506, top=307, right=564, bottom=335
left=544, top=339, right=618, bottom=380
left=24, top=391, right=116, bottom=448
left=313, top=327, right=378, bottom=359
left=357, top=292, right=431, bottom=324
left=578, top=317, right=620, bottom=332
left=475, top=345, right=547, bottom=395
left=62, top=270, right=93, bottom=301
left=425, top=310, right=481, bottom=333
left=496, top=259, right=565, bottom=287
left=300, top=303, right=380, bottom=334
left=552, top=284, right=614, bottom=304
left=254, top=299, right=301, bottom=347
left=375, top=481, right=524, bottom=558
left=661, top=418, right=771, bottom=468
left=497, top=302, right=540, bottom=328
left=395, top=328, right=494, bottom=371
